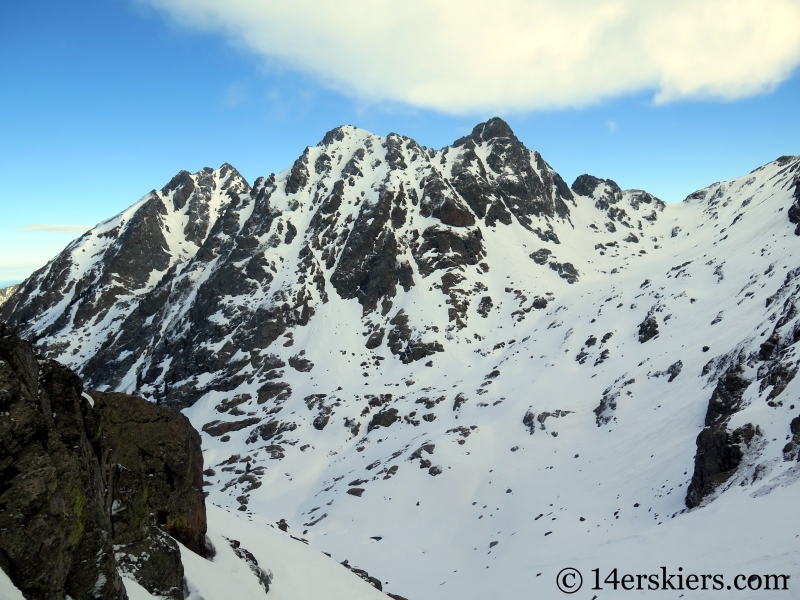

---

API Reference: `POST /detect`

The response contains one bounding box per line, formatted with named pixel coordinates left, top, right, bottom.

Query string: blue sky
left=2, top=0, right=799, bottom=286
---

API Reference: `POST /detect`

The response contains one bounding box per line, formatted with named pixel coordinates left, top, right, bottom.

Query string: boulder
left=0, top=324, right=207, bottom=599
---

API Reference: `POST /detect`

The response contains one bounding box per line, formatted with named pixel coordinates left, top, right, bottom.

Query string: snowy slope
left=0, top=568, right=26, bottom=600
left=122, top=504, right=388, bottom=600
left=4, top=120, right=800, bottom=599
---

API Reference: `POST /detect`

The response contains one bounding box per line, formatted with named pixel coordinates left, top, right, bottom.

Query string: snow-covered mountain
left=0, top=284, right=18, bottom=306
left=3, top=118, right=800, bottom=599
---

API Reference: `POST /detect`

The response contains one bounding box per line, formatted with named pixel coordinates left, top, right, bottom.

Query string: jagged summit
left=318, top=117, right=518, bottom=153
left=5, top=131, right=799, bottom=405
left=2, top=120, right=585, bottom=401
left=3, top=124, right=800, bottom=600
left=571, top=174, right=621, bottom=198
left=453, top=116, right=517, bottom=146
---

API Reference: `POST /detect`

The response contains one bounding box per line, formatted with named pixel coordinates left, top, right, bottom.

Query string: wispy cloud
left=144, top=0, right=800, bottom=113
left=606, top=120, right=618, bottom=134
left=18, top=224, right=93, bottom=233
left=223, top=82, right=249, bottom=107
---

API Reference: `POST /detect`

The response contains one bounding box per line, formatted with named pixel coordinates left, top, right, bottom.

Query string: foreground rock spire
left=0, top=324, right=206, bottom=599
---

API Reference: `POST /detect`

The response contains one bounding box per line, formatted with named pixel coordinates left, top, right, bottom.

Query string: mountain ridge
left=0, top=285, right=19, bottom=307
left=1, top=117, right=668, bottom=404
left=3, top=118, right=800, bottom=599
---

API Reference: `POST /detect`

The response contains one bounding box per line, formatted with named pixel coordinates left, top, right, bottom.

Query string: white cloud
left=606, top=120, right=618, bottom=134
left=142, top=0, right=800, bottom=113
left=18, top=224, right=93, bottom=233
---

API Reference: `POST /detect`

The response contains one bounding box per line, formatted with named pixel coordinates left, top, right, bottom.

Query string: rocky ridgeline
left=0, top=285, right=19, bottom=307
left=0, top=323, right=206, bottom=599
left=0, top=118, right=666, bottom=410
left=2, top=118, right=800, bottom=598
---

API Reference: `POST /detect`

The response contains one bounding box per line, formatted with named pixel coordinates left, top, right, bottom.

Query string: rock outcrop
left=0, top=323, right=206, bottom=599
left=86, top=391, right=207, bottom=597
left=684, top=362, right=758, bottom=508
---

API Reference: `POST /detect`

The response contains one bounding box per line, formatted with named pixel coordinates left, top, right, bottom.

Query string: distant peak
left=219, top=163, right=244, bottom=179
left=160, top=170, right=193, bottom=196
left=775, top=155, right=800, bottom=167
left=453, top=117, right=516, bottom=148
left=571, top=174, right=621, bottom=198
left=317, top=124, right=370, bottom=148
left=319, top=126, right=347, bottom=147
left=472, top=117, right=515, bottom=141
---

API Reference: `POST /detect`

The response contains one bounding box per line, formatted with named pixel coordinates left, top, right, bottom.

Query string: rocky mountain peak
left=3, top=124, right=800, bottom=600
left=0, top=121, right=677, bottom=404
left=317, top=124, right=359, bottom=148
left=455, top=116, right=517, bottom=147
left=572, top=174, right=624, bottom=210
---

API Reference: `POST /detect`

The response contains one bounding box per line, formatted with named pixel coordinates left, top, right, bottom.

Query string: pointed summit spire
left=471, top=117, right=515, bottom=142
left=454, top=117, right=517, bottom=147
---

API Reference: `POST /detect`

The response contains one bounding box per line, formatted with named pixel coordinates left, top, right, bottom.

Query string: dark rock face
left=637, top=313, right=659, bottom=343
left=289, top=353, right=314, bottom=372
left=685, top=364, right=756, bottom=508
left=686, top=258, right=800, bottom=507
left=330, top=188, right=400, bottom=313
left=685, top=423, right=759, bottom=508
left=449, top=151, right=495, bottom=222
left=786, top=171, right=800, bottom=235
left=593, top=389, right=619, bottom=426
left=368, top=408, right=399, bottom=431
left=246, top=419, right=297, bottom=444
left=530, top=248, right=552, bottom=264
left=666, top=360, right=682, bottom=382
left=522, top=409, right=536, bottom=434
left=453, top=119, right=573, bottom=228
left=571, top=174, right=605, bottom=197
left=87, top=392, right=207, bottom=558
left=783, top=414, right=800, bottom=460
left=531, top=225, right=560, bottom=245
left=162, top=170, right=195, bottom=210
left=572, top=173, right=664, bottom=229
left=477, top=296, right=493, bottom=318
left=420, top=174, right=475, bottom=227
left=285, top=149, right=310, bottom=194
left=386, top=310, right=444, bottom=364
left=340, top=560, right=382, bottom=591
left=0, top=324, right=128, bottom=600
left=704, top=365, right=751, bottom=426
left=257, top=381, right=292, bottom=404
left=203, top=417, right=261, bottom=437
left=413, top=226, right=486, bottom=278
left=571, top=175, right=622, bottom=211
left=549, top=261, right=579, bottom=284
left=623, top=233, right=639, bottom=243
left=0, top=324, right=206, bottom=599
left=1, top=165, right=256, bottom=411
left=461, top=117, right=515, bottom=143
